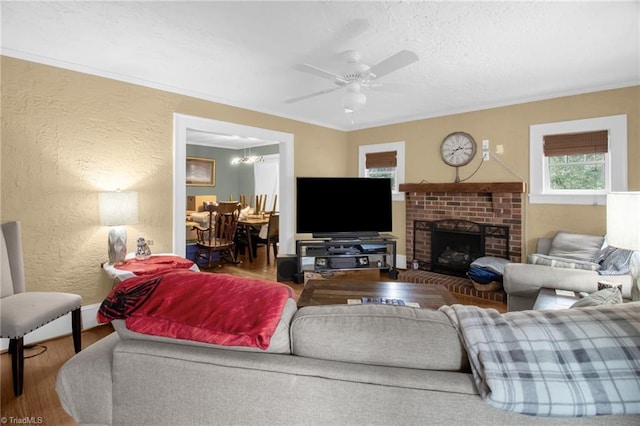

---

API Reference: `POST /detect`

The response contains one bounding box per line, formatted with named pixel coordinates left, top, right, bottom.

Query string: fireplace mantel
left=399, top=182, right=526, bottom=194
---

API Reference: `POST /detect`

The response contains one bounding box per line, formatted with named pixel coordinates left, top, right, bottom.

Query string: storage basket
left=467, top=274, right=503, bottom=292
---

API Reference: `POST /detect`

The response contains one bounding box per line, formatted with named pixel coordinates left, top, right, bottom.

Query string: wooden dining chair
left=193, top=202, right=241, bottom=268
left=256, top=212, right=279, bottom=265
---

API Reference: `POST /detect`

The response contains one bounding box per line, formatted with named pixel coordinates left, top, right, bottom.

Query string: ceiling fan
left=285, top=49, right=419, bottom=113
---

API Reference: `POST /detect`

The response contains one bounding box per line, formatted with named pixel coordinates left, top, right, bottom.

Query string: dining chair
left=193, top=202, right=241, bottom=268
left=256, top=212, right=279, bottom=265
left=0, top=221, right=82, bottom=396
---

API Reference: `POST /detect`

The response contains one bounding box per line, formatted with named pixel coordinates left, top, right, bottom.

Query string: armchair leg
left=10, top=337, right=24, bottom=396
left=71, top=308, right=82, bottom=353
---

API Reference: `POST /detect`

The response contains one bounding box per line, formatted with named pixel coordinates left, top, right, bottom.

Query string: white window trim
left=358, top=141, right=405, bottom=202
left=529, top=114, right=627, bottom=205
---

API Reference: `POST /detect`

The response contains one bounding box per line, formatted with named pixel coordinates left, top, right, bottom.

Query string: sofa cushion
left=111, top=297, right=297, bottom=354
left=442, top=302, right=640, bottom=417
left=547, top=231, right=604, bottom=261
left=570, top=287, right=623, bottom=308
left=528, top=253, right=601, bottom=271
left=290, top=304, right=468, bottom=371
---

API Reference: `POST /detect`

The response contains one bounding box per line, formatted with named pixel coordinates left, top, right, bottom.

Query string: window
left=529, top=115, right=627, bottom=205
left=254, top=154, right=279, bottom=211
left=359, top=141, right=405, bottom=201
left=365, top=151, right=397, bottom=189
left=547, top=153, right=606, bottom=191
left=544, top=130, right=608, bottom=192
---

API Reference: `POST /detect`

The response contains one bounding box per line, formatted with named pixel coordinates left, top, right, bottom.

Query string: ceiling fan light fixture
left=342, top=90, right=366, bottom=113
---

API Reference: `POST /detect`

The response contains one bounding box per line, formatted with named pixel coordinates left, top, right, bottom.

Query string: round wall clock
left=440, top=131, right=477, bottom=167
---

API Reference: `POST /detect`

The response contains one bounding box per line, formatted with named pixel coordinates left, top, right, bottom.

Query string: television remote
left=361, top=297, right=405, bottom=306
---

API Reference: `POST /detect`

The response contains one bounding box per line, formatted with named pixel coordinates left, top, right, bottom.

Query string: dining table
left=237, top=215, right=270, bottom=262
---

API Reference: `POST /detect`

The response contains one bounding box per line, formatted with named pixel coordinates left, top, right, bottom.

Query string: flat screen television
left=296, top=177, right=392, bottom=239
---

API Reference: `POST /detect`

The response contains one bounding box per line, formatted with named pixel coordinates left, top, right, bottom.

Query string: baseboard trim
left=396, top=254, right=407, bottom=270
left=1, top=303, right=101, bottom=351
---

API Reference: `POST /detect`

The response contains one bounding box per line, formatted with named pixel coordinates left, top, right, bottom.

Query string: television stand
left=295, top=234, right=397, bottom=284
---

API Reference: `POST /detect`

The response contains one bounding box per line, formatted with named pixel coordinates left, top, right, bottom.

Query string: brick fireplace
left=397, top=182, right=526, bottom=303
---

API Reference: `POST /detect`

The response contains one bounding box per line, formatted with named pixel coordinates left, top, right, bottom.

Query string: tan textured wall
left=1, top=56, right=347, bottom=304
left=348, top=86, right=639, bottom=255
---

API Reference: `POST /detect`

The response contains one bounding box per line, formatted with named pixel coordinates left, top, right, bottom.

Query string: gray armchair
left=504, top=231, right=634, bottom=311
left=1, top=221, right=82, bottom=396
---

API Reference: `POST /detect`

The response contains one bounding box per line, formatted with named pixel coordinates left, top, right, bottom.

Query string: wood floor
left=1, top=325, right=114, bottom=425
left=0, top=250, right=505, bottom=424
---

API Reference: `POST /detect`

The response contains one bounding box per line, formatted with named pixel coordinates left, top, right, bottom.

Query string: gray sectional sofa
left=504, top=231, right=637, bottom=311
left=57, top=299, right=640, bottom=425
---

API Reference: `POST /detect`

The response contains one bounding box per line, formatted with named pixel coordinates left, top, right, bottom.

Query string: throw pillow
left=547, top=231, right=604, bottom=261
left=570, top=287, right=623, bottom=308
left=598, top=280, right=623, bottom=292
left=527, top=253, right=601, bottom=271
left=593, top=245, right=634, bottom=275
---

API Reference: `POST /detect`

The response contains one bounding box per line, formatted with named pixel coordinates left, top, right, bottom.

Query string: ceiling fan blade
left=292, top=63, right=345, bottom=82
left=284, top=86, right=341, bottom=104
left=368, top=50, right=419, bottom=80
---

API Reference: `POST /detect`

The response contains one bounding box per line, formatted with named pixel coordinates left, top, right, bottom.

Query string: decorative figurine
left=135, top=237, right=152, bottom=260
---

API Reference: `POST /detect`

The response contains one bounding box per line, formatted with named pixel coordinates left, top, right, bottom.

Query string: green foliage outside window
left=366, top=167, right=397, bottom=191
left=548, top=154, right=605, bottom=190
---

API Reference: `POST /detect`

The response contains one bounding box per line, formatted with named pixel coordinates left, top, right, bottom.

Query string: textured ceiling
left=2, top=1, right=639, bottom=134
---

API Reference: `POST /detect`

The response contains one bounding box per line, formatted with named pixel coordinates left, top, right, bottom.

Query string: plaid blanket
left=441, top=303, right=640, bottom=417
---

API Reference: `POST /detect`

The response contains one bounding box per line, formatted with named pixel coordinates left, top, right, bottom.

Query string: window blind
left=543, top=130, right=608, bottom=156
left=365, top=151, right=397, bottom=168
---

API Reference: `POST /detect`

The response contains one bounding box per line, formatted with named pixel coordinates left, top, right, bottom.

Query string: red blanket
left=114, top=255, right=195, bottom=276
left=97, top=270, right=293, bottom=349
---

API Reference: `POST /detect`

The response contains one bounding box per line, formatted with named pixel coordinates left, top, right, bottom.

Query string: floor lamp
left=606, top=192, right=640, bottom=301
left=99, top=191, right=139, bottom=264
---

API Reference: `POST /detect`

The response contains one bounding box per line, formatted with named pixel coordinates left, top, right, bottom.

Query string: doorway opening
left=173, top=114, right=294, bottom=257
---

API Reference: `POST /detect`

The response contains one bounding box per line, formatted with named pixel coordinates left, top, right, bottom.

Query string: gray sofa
left=57, top=299, right=640, bottom=425
left=504, top=231, right=636, bottom=311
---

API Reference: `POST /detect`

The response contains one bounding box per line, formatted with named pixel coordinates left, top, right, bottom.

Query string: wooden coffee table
left=297, top=279, right=457, bottom=309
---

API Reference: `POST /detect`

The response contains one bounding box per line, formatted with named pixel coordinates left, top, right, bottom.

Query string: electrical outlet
left=482, top=151, right=490, bottom=161
left=482, top=139, right=489, bottom=150
left=147, top=240, right=154, bottom=246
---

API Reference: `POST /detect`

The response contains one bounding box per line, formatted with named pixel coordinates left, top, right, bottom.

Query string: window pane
left=548, top=156, right=566, bottom=165
left=585, top=153, right=605, bottom=162
left=567, top=154, right=586, bottom=164
left=549, top=157, right=605, bottom=190
left=366, top=167, right=397, bottom=190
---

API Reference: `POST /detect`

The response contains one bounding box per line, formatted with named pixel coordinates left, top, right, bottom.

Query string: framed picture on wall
left=186, top=157, right=215, bottom=186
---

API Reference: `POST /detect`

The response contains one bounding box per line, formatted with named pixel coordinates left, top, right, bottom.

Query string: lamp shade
left=606, top=192, right=640, bottom=251
left=99, top=191, right=139, bottom=226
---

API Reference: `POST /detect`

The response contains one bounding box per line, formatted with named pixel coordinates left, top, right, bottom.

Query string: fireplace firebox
left=412, top=219, right=509, bottom=276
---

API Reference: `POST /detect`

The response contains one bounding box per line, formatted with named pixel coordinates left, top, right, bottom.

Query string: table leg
left=245, top=225, right=255, bottom=262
